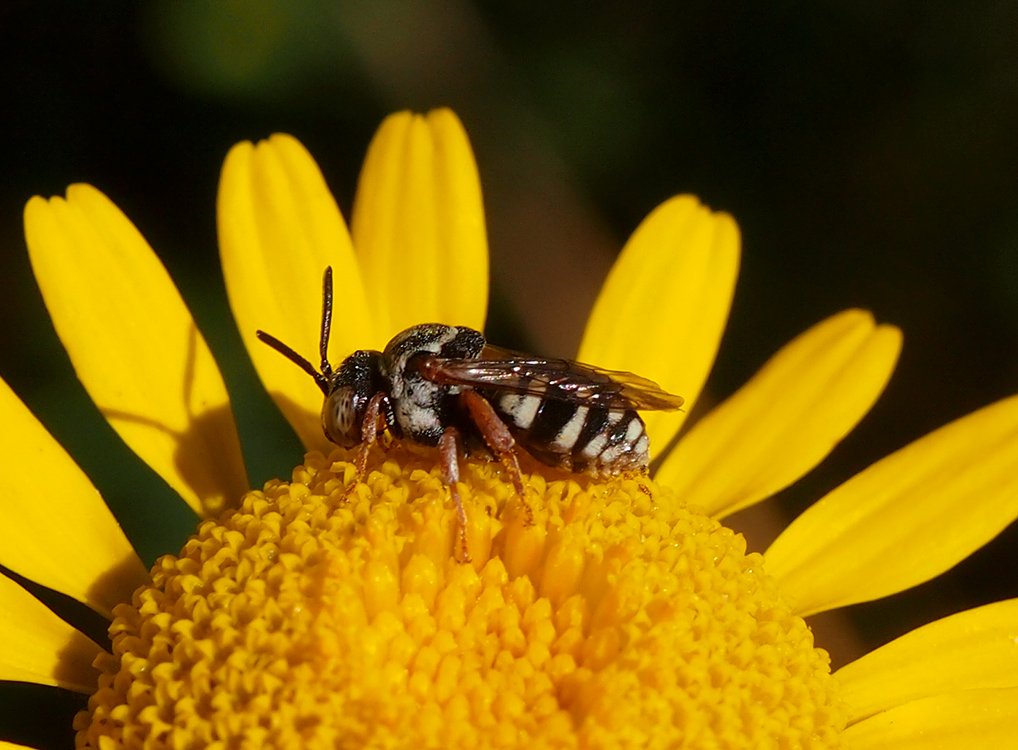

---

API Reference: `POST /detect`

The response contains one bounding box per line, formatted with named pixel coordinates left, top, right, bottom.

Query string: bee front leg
left=438, top=426, right=471, bottom=563
left=350, top=391, right=390, bottom=488
left=459, top=390, right=532, bottom=525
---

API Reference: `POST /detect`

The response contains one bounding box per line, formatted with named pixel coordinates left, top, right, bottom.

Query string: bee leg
left=459, top=390, right=533, bottom=526
left=438, top=426, right=471, bottom=563
left=347, top=392, right=389, bottom=493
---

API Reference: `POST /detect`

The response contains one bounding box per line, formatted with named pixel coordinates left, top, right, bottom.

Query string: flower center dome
left=77, top=448, right=844, bottom=748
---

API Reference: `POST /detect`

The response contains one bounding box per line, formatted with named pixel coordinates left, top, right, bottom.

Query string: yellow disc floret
left=76, top=447, right=845, bottom=749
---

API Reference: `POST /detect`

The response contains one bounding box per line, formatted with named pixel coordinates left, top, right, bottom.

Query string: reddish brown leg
left=438, top=427, right=470, bottom=563
left=345, top=392, right=388, bottom=497
left=459, top=390, right=533, bottom=525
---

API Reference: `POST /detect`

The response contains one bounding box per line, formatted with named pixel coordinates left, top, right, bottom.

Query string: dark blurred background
left=2, top=2, right=1017, bottom=746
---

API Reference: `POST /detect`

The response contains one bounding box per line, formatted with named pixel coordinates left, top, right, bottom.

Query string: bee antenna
left=319, top=266, right=334, bottom=379
left=255, top=329, right=331, bottom=396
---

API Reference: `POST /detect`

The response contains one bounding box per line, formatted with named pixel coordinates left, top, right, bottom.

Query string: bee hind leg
left=459, top=390, right=533, bottom=526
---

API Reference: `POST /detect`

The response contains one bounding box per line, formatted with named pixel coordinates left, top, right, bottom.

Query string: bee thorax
left=382, top=323, right=486, bottom=444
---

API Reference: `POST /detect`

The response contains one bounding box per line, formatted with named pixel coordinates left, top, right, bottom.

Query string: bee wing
left=421, top=344, right=684, bottom=412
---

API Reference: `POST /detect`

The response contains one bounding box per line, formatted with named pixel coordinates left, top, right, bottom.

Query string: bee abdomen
left=574, top=407, right=649, bottom=473
left=493, top=391, right=650, bottom=474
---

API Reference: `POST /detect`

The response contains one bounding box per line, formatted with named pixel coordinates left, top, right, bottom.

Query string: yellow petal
left=351, top=108, right=488, bottom=341
left=0, top=572, right=102, bottom=693
left=23, top=185, right=247, bottom=518
left=842, top=688, right=1018, bottom=749
left=218, top=134, right=371, bottom=451
left=0, top=376, right=147, bottom=617
left=765, top=394, right=1018, bottom=616
left=658, top=310, right=901, bottom=518
left=0, top=743, right=39, bottom=749
left=578, top=195, right=739, bottom=452
left=836, top=599, right=1018, bottom=722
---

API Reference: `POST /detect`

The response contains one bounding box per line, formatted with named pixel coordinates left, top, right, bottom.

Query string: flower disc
left=76, top=448, right=844, bottom=749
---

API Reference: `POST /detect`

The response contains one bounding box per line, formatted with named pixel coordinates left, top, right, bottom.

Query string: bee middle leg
left=459, top=390, right=533, bottom=525
left=438, top=426, right=471, bottom=563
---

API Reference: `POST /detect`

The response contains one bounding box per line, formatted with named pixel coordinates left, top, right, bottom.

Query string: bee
left=257, top=268, right=684, bottom=559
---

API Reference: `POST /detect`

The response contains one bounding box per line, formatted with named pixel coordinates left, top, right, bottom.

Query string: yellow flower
left=3, top=109, right=1017, bottom=749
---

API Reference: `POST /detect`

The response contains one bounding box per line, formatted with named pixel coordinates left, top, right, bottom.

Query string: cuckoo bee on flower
left=257, top=268, right=684, bottom=558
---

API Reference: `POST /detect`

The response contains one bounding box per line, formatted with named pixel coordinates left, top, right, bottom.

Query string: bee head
left=322, top=350, right=383, bottom=447
left=254, top=267, right=388, bottom=447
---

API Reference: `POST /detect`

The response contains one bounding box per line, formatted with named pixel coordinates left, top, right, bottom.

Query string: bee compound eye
left=322, top=387, right=360, bottom=447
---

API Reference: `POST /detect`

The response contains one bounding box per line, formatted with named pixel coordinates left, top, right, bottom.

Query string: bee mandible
left=256, top=268, right=684, bottom=559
